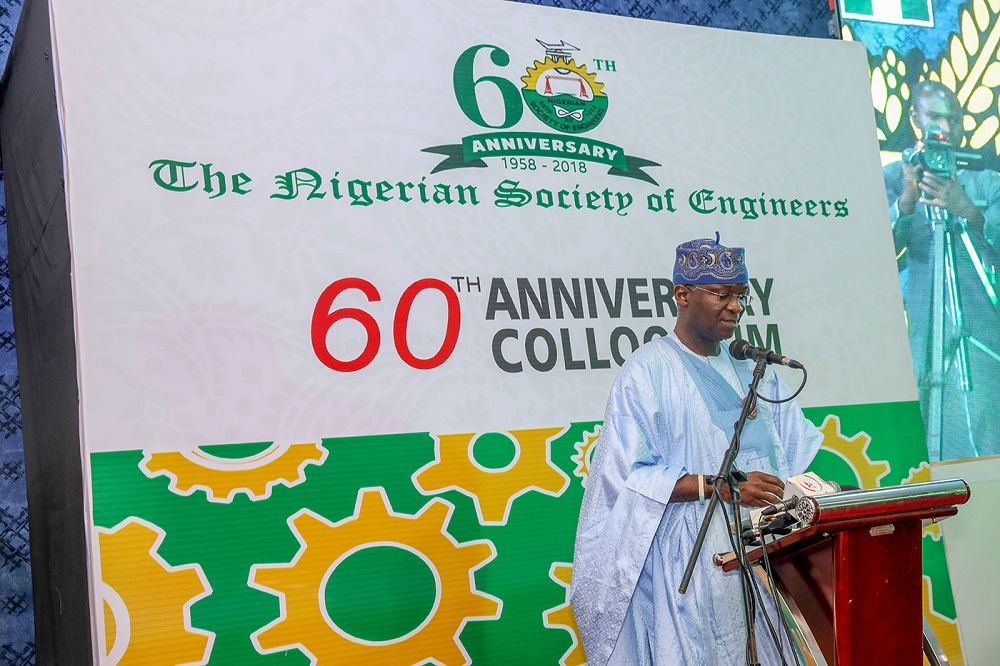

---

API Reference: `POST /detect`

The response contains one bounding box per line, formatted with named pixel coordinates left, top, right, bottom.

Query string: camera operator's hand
left=898, top=141, right=924, bottom=217
left=919, top=170, right=986, bottom=231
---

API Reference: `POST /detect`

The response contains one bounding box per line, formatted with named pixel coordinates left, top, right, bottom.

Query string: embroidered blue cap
left=673, top=232, right=748, bottom=285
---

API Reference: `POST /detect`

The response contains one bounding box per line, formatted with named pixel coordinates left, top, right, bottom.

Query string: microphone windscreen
left=729, top=338, right=751, bottom=360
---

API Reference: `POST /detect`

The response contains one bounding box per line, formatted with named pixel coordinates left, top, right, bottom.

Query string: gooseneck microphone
left=741, top=513, right=798, bottom=545
left=759, top=496, right=802, bottom=516
left=729, top=339, right=804, bottom=370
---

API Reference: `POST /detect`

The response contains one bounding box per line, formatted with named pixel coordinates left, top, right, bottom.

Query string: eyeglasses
left=687, top=285, right=753, bottom=308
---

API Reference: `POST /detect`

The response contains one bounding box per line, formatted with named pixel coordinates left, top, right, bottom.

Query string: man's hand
left=898, top=140, right=985, bottom=231
left=897, top=146, right=923, bottom=217
left=719, top=471, right=785, bottom=508
left=918, top=171, right=985, bottom=229
left=670, top=471, right=786, bottom=507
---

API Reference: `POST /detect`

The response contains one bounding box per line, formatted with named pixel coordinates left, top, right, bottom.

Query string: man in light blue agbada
left=570, top=235, right=822, bottom=665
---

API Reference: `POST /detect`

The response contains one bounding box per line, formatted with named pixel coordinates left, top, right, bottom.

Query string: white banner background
left=50, top=0, right=911, bottom=452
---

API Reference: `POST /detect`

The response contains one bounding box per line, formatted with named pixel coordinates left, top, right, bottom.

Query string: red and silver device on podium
left=716, top=479, right=971, bottom=665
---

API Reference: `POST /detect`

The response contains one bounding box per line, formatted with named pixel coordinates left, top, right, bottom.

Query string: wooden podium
left=717, top=479, right=970, bottom=665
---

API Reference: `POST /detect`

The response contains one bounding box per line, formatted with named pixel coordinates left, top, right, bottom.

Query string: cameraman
left=887, top=82, right=999, bottom=237
left=884, top=80, right=1000, bottom=459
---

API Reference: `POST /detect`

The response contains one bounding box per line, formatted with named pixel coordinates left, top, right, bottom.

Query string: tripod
left=923, top=202, right=999, bottom=460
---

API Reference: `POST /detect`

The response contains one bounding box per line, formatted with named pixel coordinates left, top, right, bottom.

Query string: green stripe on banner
left=841, top=0, right=931, bottom=23
left=842, top=0, right=873, bottom=16
left=901, top=0, right=930, bottom=22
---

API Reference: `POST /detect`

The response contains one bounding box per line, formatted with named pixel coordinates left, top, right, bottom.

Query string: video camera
left=903, top=123, right=984, bottom=177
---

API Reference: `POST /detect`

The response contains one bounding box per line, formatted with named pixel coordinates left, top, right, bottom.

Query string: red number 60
left=311, top=277, right=461, bottom=372
left=393, top=278, right=461, bottom=370
left=310, top=277, right=382, bottom=372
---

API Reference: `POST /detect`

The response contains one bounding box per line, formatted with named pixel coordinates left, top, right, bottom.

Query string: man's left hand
left=919, top=171, right=986, bottom=230
left=719, top=471, right=784, bottom=508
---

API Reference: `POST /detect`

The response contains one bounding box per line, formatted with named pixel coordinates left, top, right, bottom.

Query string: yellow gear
left=97, top=518, right=213, bottom=665
left=902, top=461, right=932, bottom=487
left=908, top=466, right=959, bottom=660
left=141, top=441, right=327, bottom=502
left=924, top=575, right=965, bottom=666
left=902, top=461, right=941, bottom=538
left=414, top=428, right=570, bottom=525
left=571, top=427, right=601, bottom=486
left=249, top=488, right=501, bottom=664
left=817, top=415, right=890, bottom=488
left=542, top=563, right=586, bottom=666
left=521, top=58, right=606, bottom=98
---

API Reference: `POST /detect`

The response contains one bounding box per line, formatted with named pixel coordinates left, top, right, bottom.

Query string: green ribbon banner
left=423, top=131, right=661, bottom=185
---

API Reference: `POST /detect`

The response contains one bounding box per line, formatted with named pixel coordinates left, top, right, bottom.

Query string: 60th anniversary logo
left=148, top=36, right=849, bottom=221
left=423, top=39, right=662, bottom=184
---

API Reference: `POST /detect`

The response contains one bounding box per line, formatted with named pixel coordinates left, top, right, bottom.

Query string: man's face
left=912, top=95, right=963, bottom=147
left=678, top=282, right=749, bottom=343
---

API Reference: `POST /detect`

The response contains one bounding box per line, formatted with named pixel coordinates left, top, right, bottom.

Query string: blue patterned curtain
left=0, top=5, right=30, bottom=666
left=512, top=0, right=835, bottom=38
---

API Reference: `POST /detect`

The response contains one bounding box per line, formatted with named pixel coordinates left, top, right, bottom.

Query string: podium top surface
left=797, top=478, right=970, bottom=527
left=716, top=479, right=970, bottom=572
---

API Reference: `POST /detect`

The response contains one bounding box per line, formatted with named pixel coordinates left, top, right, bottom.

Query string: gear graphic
left=520, top=49, right=609, bottom=135
left=140, top=441, right=327, bottom=503
left=923, top=575, right=964, bottom=664
left=521, top=58, right=606, bottom=100
left=902, top=461, right=932, bottom=486
left=413, top=428, right=570, bottom=525
left=97, top=518, right=214, bottom=665
left=571, top=427, right=601, bottom=486
left=249, top=488, right=501, bottom=664
left=817, top=415, right=890, bottom=488
left=542, top=563, right=586, bottom=666
left=902, top=462, right=942, bottom=539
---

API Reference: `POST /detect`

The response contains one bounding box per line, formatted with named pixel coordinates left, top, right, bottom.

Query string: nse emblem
left=520, top=40, right=608, bottom=134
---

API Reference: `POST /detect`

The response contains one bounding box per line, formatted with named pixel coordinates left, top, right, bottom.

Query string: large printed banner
left=48, top=0, right=937, bottom=663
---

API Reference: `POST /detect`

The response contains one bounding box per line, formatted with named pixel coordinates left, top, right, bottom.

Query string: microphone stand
left=678, top=356, right=768, bottom=666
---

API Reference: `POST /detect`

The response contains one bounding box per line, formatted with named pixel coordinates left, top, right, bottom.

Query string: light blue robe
left=570, top=334, right=822, bottom=665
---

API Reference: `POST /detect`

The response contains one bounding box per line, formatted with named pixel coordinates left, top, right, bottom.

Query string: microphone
left=760, top=496, right=802, bottom=516
left=729, top=339, right=804, bottom=370
left=760, top=512, right=798, bottom=536
left=760, top=481, right=854, bottom=517
left=742, top=513, right=799, bottom=545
